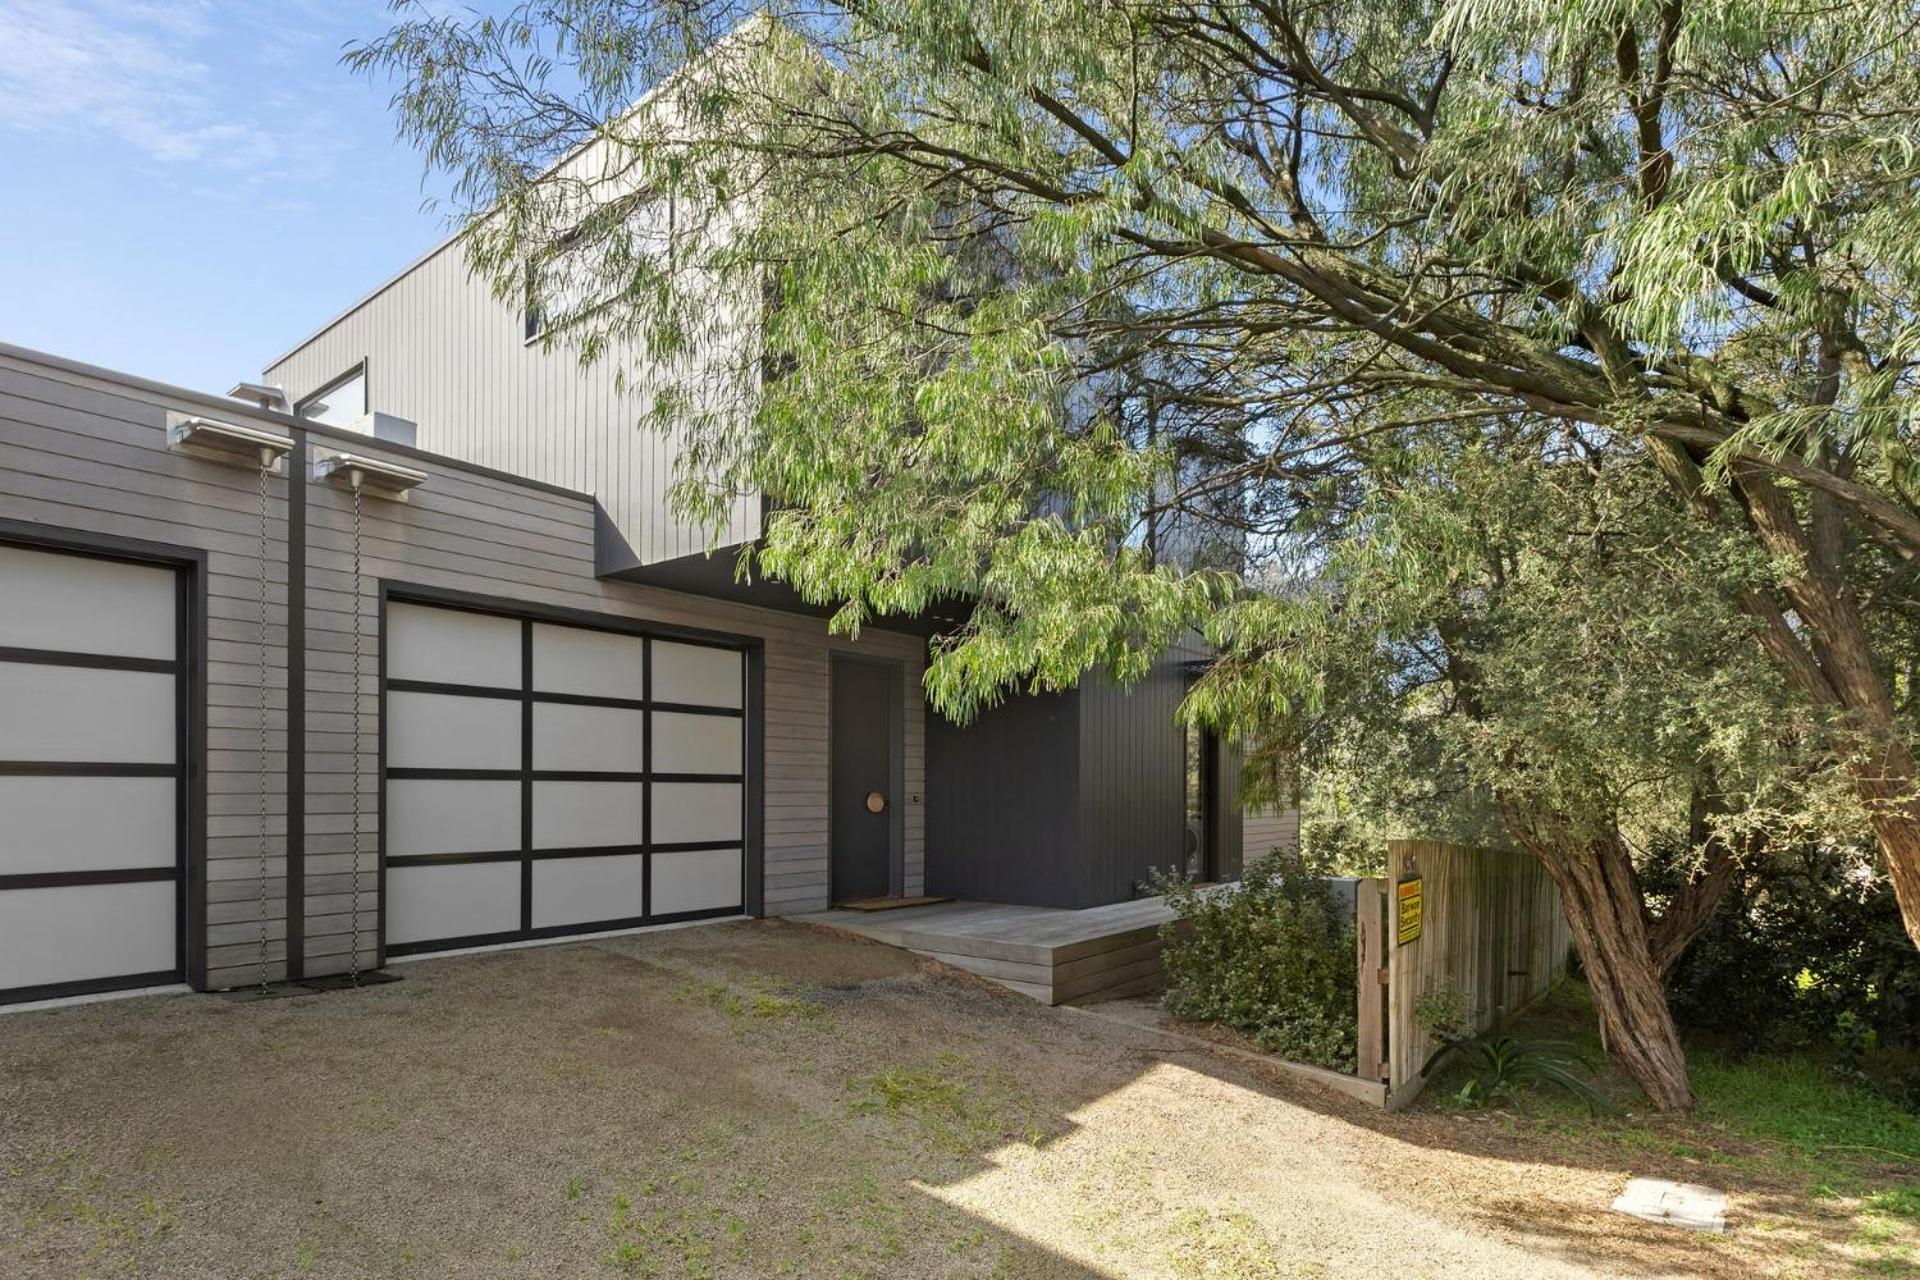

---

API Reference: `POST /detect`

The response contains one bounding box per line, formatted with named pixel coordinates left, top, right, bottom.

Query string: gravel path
left=0, top=921, right=1781, bottom=1278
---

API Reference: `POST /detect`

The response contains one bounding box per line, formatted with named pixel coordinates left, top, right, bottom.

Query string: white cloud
left=0, top=0, right=360, bottom=176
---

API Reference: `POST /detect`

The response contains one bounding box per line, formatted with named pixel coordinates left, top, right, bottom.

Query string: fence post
left=1355, top=877, right=1387, bottom=1082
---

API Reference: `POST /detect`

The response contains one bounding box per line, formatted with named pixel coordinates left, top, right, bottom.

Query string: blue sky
left=0, top=0, right=465, bottom=394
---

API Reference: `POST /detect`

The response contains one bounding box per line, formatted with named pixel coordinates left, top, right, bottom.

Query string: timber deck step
left=795, top=896, right=1182, bottom=1005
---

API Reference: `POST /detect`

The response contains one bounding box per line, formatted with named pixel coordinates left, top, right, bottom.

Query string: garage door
left=383, top=599, right=747, bottom=955
left=0, top=543, right=185, bottom=1004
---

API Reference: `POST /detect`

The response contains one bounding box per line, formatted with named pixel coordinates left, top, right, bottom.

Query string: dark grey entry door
left=830, top=657, right=896, bottom=902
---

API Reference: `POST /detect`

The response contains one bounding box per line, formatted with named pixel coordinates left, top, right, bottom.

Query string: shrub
left=1155, top=853, right=1358, bottom=1072
left=1658, top=843, right=1920, bottom=1058
left=1421, top=1033, right=1612, bottom=1115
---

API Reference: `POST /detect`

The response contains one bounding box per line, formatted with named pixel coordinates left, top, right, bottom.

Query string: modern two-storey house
left=0, top=209, right=1297, bottom=1009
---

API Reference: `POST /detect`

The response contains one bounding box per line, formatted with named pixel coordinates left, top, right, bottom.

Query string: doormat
left=835, top=895, right=952, bottom=912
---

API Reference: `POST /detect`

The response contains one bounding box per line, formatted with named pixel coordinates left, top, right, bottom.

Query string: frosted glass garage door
left=383, top=602, right=746, bottom=954
left=0, top=544, right=182, bottom=1004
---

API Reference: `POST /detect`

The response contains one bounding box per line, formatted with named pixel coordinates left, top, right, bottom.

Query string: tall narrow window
left=295, top=364, right=367, bottom=427
left=1183, top=719, right=1209, bottom=879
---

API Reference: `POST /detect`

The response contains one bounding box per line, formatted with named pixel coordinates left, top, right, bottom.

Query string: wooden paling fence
left=1352, top=839, right=1573, bottom=1109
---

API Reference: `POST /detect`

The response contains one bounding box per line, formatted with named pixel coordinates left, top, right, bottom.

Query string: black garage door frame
left=0, top=517, right=209, bottom=1003
left=375, top=581, right=765, bottom=964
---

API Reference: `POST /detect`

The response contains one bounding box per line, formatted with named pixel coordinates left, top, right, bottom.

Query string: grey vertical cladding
left=0, top=344, right=926, bottom=987
left=925, top=690, right=1084, bottom=907
left=1076, top=659, right=1189, bottom=906
left=261, top=237, right=760, bottom=569
left=927, top=655, right=1208, bottom=910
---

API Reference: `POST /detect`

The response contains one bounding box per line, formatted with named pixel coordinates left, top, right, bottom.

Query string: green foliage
left=353, top=2, right=1920, bottom=1056
left=1660, top=842, right=1920, bottom=1069
left=1422, top=1032, right=1611, bottom=1116
left=1412, top=985, right=1475, bottom=1043
left=1155, top=854, right=1358, bottom=1072
left=345, top=0, right=1920, bottom=723
left=1686, top=1051, right=1920, bottom=1162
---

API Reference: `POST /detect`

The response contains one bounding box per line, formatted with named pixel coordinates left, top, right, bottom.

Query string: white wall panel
left=531, top=781, right=644, bottom=849
left=0, top=545, right=174, bottom=660
left=388, top=601, right=522, bottom=688
left=0, top=664, right=174, bottom=763
left=0, top=776, right=174, bottom=876
left=0, top=881, right=175, bottom=988
left=652, top=782, right=742, bottom=843
left=531, top=623, right=644, bottom=699
left=652, top=712, right=742, bottom=775
left=652, top=642, right=742, bottom=708
left=387, top=779, right=521, bottom=857
left=386, top=691, right=521, bottom=770
left=531, top=854, right=646, bottom=927
left=386, top=862, right=521, bottom=944
left=651, top=849, right=742, bottom=915
left=532, top=703, right=645, bottom=772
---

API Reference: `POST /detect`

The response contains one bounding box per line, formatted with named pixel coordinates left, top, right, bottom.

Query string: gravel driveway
left=0, top=920, right=1785, bottom=1278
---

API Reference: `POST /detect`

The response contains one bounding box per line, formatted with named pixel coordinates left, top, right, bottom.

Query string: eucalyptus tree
left=352, top=0, right=1920, bottom=1105
left=1270, top=426, right=1847, bottom=1109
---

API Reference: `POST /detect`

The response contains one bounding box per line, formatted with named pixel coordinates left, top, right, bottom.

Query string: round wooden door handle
left=866, top=791, right=886, bottom=814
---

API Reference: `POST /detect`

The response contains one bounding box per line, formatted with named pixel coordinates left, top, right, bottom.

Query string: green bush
left=1657, top=843, right=1920, bottom=1060
left=1155, top=853, right=1358, bottom=1072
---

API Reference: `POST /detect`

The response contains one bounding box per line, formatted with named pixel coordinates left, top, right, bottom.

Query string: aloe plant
left=1421, top=1035, right=1613, bottom=1116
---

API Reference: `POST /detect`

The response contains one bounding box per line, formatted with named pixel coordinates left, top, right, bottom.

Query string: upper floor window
left=296, top=363, right=367, bottom=427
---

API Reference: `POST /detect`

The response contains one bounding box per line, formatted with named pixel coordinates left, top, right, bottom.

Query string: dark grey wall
left=1076, top=660, right=1191, bottom=906
left=925, top=689, right=1084, bottom=907
left=927, top=639, right=1234, bottom=911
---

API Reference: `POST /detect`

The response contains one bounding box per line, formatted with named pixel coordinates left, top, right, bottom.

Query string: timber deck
left=796, top=897, right=1178, bottom=1005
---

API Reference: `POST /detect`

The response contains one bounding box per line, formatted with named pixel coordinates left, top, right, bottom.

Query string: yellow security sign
left=1396, top=877, right=1424, bottom=945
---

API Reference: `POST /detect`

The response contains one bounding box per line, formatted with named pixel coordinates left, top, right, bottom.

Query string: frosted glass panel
left=0, top=881, right=175, bottom=989
left=651, top=782, right=742, bottom=843
left=0, top=776, right=174, bottom=875
left=387, top=602, right=521, bottom=688
left=532, top=624, right=645, bottom=699
left=386, top=692, right=520, bottom=770
left=386, top=862, right=520, bottom=945
left=0, top=546, right=174, bottom=660
left=387, top=780, right=520, bottom=857
left=532, top=782, right=644, bottom=849
left=651, top=712, right=742, bottom=775
left=532, top=854, right=646, bottom=928
left=651, top=642, right=742, bottom=708
left=0, top=664, right=174, bottom=763
left=652, top=849, right=742, bottom=915
left=533, top=704, right=644, bottom=772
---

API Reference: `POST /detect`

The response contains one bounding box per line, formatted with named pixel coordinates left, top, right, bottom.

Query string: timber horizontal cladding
left=0, top=357, right=285, bottom=993
left=377, top=589, right=755, bottom=958
left=1, top=342, right=930, bottom=988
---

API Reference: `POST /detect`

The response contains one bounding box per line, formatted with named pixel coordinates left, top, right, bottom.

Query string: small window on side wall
left=295, top=363, right=367, bottom=428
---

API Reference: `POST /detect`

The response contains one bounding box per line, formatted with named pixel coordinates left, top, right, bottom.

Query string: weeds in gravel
left=679, top=973, right=826, bottom=1024
left=845, top=1052, right=1048, bottom=1156
left=13, top=1151, right=177, bottom=1268
left=1167, top=1207, right=1289, bottom=1280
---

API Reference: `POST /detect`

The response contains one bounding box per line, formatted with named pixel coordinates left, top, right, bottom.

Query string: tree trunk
left=1649, top=789, right=1747, bottom=979
left=1499, top=802, right=1696, bottom=1112
left=1857, top=744, right=1920, bottom=952
left=1549, top=836, right=1696, bottom=1112
left=1655, top=447, right=1920, bottom=954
